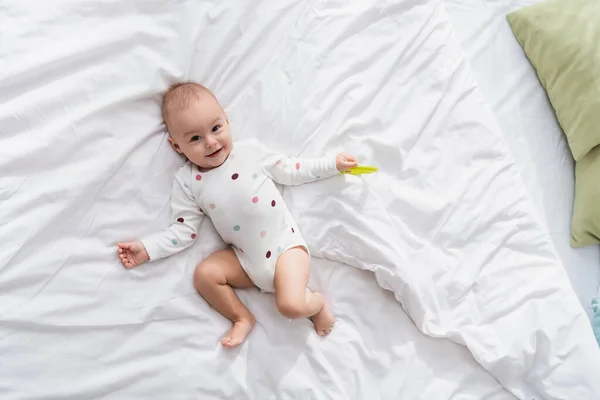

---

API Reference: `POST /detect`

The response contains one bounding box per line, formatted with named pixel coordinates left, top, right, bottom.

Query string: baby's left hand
left=336, top=152, right=358, bottom=172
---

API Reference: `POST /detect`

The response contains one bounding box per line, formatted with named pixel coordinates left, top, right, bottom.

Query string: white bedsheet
left=0, top=0, right=599, bottom=399
left=444, top=0, right=600, bottom=319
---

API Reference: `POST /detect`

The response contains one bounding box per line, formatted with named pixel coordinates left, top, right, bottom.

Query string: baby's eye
left=190, top=135, right=201, bottom=142
left=212, top=125, right=221, bottom=133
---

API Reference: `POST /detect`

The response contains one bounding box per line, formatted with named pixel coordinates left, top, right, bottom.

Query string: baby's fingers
left=122, top=257, right=135, bottom=269
left=118, top=252, right=132, bottom=268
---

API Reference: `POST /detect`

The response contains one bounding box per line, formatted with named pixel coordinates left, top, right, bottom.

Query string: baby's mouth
left=207, top=147, right=223, bottom=158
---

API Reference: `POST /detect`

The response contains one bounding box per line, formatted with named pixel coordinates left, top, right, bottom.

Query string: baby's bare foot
left=310, top=303, right=335, bottom=336
left=221, top=318, right=255, bottom=348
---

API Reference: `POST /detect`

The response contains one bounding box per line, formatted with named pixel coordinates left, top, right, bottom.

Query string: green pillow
left=571, top=146, right=600, bottom=247
left=507, top=0, right=600, bottom=162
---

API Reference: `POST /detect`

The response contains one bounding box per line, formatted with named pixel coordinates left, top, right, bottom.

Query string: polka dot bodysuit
left=141, top=139, right=339, bottom=292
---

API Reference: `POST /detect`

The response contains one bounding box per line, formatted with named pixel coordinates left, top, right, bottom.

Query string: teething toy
left=343, top=165, right=378, bottom=175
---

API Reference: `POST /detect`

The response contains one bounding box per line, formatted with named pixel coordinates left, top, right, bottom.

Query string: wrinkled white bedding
left=0, top=0, right=598, bottom=399
left=445, top=0, right=600, bottom=320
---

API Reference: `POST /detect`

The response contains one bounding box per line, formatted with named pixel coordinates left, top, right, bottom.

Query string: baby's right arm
left=118, top=169, right=204, bottom=268
left=140, top=172, right=204, bottom=261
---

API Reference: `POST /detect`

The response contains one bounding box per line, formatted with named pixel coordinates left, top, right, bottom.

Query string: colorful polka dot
left=171, top=239, right=178, bottom=245
left=291, top=228, right=295, bottom=233
left=177, top=217, right=184, bottom=223
left=260, top=231, right=266, bottom=238
left=231, top=173, right=239, bottom=180
left=252, top=173, right=258, bottom=179
left=191, top=233, right=197, bottom=239
left=233, top=225, right=241, bottom=231
left=277, top=246, right=282, bottom=253
left=252, top=196, right=259, bottom=204
left=296, top=162, right=301, bottom=170
left=266, top=251, right=272, bottom=259
left=196, top=174, right=202, bottom=181
left=271, top=200, right=276, bottom=207
left=209, top=203, right=216, bottom=209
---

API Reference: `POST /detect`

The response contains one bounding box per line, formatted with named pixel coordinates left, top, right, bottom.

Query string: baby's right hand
left=117, top=241, right=149, bottom=269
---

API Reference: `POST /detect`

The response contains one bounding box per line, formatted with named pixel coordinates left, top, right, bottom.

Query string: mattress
left=1, top=0, right=599, bottom=399
left=445, top=0, right=600, bottom=319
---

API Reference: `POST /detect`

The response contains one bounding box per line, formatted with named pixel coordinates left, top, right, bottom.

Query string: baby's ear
left=169, top=136, right=183, bottom=154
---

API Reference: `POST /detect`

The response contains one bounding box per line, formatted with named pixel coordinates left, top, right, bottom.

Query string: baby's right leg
left=194, top=248, right=256, bottom=348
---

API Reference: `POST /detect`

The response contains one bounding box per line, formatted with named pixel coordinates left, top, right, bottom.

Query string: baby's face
left=167, top=94, right=232, bottom=170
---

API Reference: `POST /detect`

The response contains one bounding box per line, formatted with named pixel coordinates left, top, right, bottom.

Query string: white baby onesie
left=141, top=139, right=339, bottom=292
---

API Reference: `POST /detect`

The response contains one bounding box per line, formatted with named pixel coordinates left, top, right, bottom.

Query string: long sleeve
left=258, top=142, right=339, bottom=186
left=140, top=169, right=204, bottom=261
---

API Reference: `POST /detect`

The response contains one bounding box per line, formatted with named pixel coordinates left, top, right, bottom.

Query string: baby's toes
left=319, top=329, right=332, bottom=337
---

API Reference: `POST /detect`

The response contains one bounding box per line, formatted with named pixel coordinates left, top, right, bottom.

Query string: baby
left=117, top=82, right=358, bottom=347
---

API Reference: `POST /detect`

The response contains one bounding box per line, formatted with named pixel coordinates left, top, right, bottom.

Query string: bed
left=445, top=0, right=600, bottom=321
left=1, top=0, right=599, bottom=399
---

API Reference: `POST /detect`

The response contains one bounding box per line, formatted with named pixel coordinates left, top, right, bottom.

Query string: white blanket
left=444, top=0, right=600, bottom=320
left=0, top=0, right=598, bottom=399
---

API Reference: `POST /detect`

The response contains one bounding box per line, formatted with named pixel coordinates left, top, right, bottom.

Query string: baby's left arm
left=260, top=143, right=357, bottom=186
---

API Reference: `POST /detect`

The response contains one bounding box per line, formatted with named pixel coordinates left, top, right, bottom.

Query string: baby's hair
left=162, top=81, right=219, bottom=130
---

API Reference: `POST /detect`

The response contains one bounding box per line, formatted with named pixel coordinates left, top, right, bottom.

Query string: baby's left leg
left=274, top=247, right=335, bottom=336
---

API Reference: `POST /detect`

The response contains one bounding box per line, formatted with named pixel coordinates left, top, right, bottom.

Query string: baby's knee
left=276, top=298, right=305, bottom=319
left=193, top=262, right=222, bottom=289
